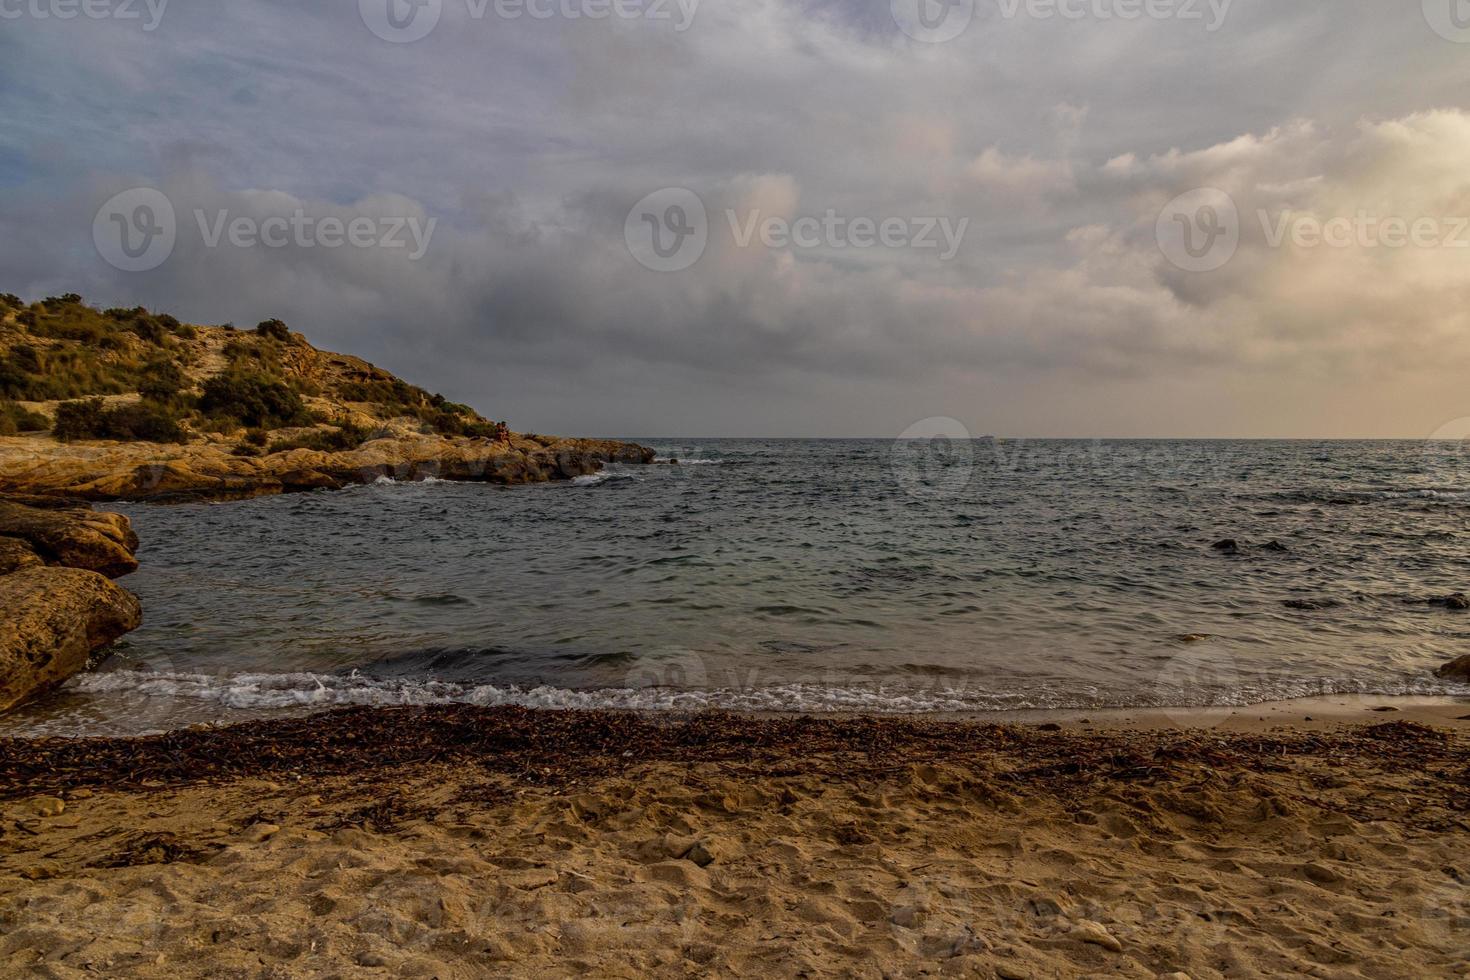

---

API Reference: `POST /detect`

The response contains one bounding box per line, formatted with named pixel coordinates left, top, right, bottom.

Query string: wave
left=1240, top=488, right=1470, bottom=506
left=64, top=668, right=1461, bottom=719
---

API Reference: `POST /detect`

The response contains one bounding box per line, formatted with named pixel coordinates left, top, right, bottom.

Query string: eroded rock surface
left=0, top=498, right=142, bottom=713
left=0, top=565, right=142, bottom=713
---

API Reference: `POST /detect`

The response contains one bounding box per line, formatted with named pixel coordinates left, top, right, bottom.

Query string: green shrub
left=255, top=318, right=291, bottom=342
left=138, top=358, right=187, bottom=404
left=53, top=398, right=107, bottom=441
left=53, top=397, right=185, bottom=443
left=0, top=294, right=21, bottom=311
left=0, top=400, right=48, bottom=435
left=129, top=316, right=167, bottom=345
left=199, top=371, right=308, bottom=429
left=266, top=418, right=380, bottom=455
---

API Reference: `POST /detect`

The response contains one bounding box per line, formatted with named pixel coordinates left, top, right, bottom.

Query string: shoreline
left=1, top=704, right=1465, bottom=977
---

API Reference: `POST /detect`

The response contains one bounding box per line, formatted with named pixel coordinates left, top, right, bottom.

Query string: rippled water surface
left=9, top=439, right=1470, bottom=735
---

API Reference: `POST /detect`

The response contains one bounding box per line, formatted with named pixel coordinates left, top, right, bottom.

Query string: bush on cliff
left=266, top=419, right=375, bottom=455
left=0, top=400, right=49, bottom=436
left=53, top=397, right=186, bottom=443
left=137, top=358, right=187, bottom=405
left=199, top=371, right=310, bottom=429
left=255, top=318, right=292, bottom=342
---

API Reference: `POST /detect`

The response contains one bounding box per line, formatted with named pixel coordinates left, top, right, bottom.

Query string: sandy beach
left=1, top=701, right=1466, bottom=978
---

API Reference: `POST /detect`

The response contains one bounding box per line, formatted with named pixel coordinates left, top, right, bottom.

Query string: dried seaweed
left=0, top=707, right=1462, bottom=809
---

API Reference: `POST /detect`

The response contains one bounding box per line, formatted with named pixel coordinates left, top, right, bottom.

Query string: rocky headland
left=0, top=293, right=653, bottom=503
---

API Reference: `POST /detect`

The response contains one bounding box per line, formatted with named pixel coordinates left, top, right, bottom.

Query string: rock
left=1447, top=593, right=1470, bottom=611
left=1211, top=539, right=1238, bottom=554
left=0, top=538, right=42, bottom=575
left=0, top=499, right=138, bottom=578
left=1436, top=655, right=1470, bottom=681
left=0, top=566, right=142, bottom=713
left=1037, top=722, right=1062, bottom=732
left=1158, top=973, right=1193, bottom=980
left=682, top=838, right=733, bottom=868
left=1177, top=633, right=1211, bottom=643
left=1262, top=540, right=1290, bottom=552
left=1069, top=920, right=1122, bottom=952
left=0, top=434, right=656, bottom=503
left=26, top=796, right=65, bottom=817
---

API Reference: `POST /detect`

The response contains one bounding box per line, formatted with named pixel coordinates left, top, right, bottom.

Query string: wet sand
left=1, top=702, right=1467, bottom=978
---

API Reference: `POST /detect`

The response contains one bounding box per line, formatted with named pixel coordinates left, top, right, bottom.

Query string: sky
left=1, top=0, right=1468, bottom=438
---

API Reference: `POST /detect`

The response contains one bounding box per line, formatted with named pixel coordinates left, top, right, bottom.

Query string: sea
left=6, top=438, right=1470, bottom=737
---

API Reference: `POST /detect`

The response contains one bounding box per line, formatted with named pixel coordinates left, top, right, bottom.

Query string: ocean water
left=6, top=438, right=1470, bottom=736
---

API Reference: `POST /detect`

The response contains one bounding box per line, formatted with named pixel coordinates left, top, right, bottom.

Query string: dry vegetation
left=0, top=293, right=499, bottom=453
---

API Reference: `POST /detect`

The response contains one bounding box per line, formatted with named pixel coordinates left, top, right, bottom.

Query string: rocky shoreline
left=0, top=497, right=141, bottom=712
left=0, top=432, right=654, bottom=503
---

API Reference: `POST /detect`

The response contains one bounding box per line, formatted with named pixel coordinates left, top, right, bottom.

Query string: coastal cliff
left=0, top=294, right=653, bottom=502
left=0, top=497, right=141, bottom=712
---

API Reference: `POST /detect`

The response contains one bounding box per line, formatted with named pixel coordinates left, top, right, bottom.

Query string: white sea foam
left=64, top=669, right=1460, bottom=719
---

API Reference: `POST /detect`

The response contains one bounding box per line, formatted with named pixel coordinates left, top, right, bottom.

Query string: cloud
left=0, top=1, right=1467, bottom=436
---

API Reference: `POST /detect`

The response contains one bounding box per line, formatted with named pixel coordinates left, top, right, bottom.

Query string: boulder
left=0, top=499, right=139, bottom=578
left=0, top=538, right=42, bottom=575
left=1435, top=655, right=1470, bottom=682
left=0, top=565, right=142, bottom=713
